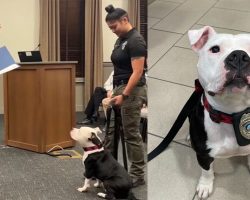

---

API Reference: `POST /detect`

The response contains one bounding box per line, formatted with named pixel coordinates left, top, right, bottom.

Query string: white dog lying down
left=70, top=127, right=137, bottom=200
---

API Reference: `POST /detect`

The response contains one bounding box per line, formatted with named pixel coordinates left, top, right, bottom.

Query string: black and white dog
left=188, top=26, right=250, bottom=199
left=70, top=127, right=136, bottom=200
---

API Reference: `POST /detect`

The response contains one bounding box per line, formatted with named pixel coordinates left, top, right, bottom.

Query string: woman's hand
left=107, top=90, right=113, bottom=98
left=110, top=95, right=123, bottom=106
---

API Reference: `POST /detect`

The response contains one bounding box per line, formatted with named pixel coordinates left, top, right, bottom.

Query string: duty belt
left=113, top=79, right=129, bottom=87
left=113, top=79, right=145, bottom=87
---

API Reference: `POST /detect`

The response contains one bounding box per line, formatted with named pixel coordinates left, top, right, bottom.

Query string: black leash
left=47, top=152, right=72, bottom=157
left=147, top=79, right=203, bottom=162
left=46, top=145, right=72, bottom=158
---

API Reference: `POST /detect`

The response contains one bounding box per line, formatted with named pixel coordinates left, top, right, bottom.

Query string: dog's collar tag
left=239, top=112, right=250, bottom=139
left=232, top=107, right=250, bottom=146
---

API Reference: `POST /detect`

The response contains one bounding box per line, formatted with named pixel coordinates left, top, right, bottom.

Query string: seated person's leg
left=78, top=87, right=107, bottom=124
left=92, top=87, right=107, bottom=119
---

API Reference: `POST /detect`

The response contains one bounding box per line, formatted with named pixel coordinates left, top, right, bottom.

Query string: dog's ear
left=70, top=128, right=80, bottom=141
left=188, top=26, right=216, bottom=52
left=94, top=127, right=102, bottom=135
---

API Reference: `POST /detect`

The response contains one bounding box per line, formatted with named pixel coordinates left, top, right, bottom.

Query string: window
left=60, top=0, right=85, bottom=77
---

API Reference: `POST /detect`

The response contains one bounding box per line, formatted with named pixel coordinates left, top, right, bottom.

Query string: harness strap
left=147, top=79, right=203, bottom=162
left=203, top=95, right=233, bottom=124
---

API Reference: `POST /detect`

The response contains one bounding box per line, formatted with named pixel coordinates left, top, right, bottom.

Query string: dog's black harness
left=148, top=79, right=250, bottom=162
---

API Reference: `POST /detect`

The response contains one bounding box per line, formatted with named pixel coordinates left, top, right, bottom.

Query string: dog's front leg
left=94, top=179, right=101, bottom=188
left=77, top=177, right=91, bottom=192
left=196, top=163, right=214, bottom=200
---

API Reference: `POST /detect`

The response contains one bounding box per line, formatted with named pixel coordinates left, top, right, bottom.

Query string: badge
left=232, top=107, right=250, bottom=146
left=239, top=113, right=250, bottom=139
left=122, top=41, right=127, bottom=50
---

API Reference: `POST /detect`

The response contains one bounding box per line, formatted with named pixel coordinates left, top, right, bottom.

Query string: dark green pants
left=104, top=84, right=147, bottom=179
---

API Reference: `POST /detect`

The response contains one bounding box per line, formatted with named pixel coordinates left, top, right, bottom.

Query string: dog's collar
left=83, top=145, right=101, bottom=152
left=203, top=95, right=233, bottom=124
left=194, top=79, right=233, bottom=124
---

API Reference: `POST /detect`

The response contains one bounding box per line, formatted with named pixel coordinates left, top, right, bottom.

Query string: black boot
left=77, top=117, right=93, bottom=125
left=92, top=111, right=99, bottom=122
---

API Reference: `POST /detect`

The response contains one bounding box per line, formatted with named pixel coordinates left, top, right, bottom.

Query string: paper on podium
left=0, top=46, right=20, bottom=74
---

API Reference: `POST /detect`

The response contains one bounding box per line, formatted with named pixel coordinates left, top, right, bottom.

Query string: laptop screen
left=18, top=51, right=42, bottom=62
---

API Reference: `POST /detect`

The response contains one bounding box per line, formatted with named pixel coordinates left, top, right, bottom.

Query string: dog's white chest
left=204, top=110, right=250, bottom=158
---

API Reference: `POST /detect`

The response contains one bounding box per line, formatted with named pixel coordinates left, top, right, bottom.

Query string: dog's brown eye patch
left=210, top=45, right=220, bottom=53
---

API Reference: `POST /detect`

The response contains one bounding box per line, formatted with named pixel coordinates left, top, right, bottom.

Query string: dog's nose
left=225, top=50, right=250, bottom=70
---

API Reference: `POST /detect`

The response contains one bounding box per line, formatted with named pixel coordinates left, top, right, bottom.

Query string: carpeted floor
left=0, top=113, right=147, bottom=200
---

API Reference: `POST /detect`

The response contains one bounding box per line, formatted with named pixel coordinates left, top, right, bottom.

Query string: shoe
left=132, top=178, right=145, bottom=188
left=92, top=111, right=99, bottom=122
left=92, top=116, right=98, bottom=122
left=77, top=118, right=93, bottom=125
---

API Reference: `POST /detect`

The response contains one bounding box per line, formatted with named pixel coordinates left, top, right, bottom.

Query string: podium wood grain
left=4, top=62, right=76, bottom=153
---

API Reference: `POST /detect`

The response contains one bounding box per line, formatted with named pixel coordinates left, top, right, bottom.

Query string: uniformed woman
left=104, top=4, right=147, bottom=188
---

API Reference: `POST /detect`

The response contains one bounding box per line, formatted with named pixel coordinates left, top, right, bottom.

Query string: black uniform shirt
left=111, top=28, right=147, bottom=82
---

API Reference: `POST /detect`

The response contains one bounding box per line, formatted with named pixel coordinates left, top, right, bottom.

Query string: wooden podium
left=3, top=61, right=76, bottom=153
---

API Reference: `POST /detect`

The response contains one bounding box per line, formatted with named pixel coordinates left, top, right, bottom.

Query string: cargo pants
left=104, top=84, right=147, bottom=179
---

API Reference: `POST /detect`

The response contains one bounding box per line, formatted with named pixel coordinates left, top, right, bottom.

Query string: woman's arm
left=111, top=57, right=145, bottom=106
left=122, top=57, right=144, bottom=96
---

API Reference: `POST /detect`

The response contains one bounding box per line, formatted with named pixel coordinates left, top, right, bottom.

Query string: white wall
left=102, top=0, right=128, bottom=62
left=0, top=0, right=127, bottom=113
left=0, top=0, right=40, bottom=113
left=0, top=0, right=40, bottom=61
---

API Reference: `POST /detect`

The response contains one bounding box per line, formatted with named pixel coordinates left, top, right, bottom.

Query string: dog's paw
left=77, top=187, right=88, bottom=192
left=196, top=181, right=213, bottom=200
left=97, top=192, right=106, bottom=199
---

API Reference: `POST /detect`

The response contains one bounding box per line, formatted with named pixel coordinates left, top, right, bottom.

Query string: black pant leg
left=84, top=87, right=107, bottom=118
left=93, top=87, right=107, bottom=112
left=84, top=94, right=95, bottom=118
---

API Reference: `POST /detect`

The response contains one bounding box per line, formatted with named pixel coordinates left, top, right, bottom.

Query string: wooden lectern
left=4, top=61, right=76, bottom=153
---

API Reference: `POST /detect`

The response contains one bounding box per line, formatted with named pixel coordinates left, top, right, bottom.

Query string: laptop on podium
left=18, top=51, right=42, bottom=62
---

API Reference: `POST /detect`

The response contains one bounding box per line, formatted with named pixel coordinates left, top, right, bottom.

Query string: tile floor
left=148, top=0, right=250, bottom=199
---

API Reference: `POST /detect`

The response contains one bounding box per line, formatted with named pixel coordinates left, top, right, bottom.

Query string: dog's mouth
left=224, top=76, right=249, bottom=88
left=207, top=67, right=250, bottom=96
